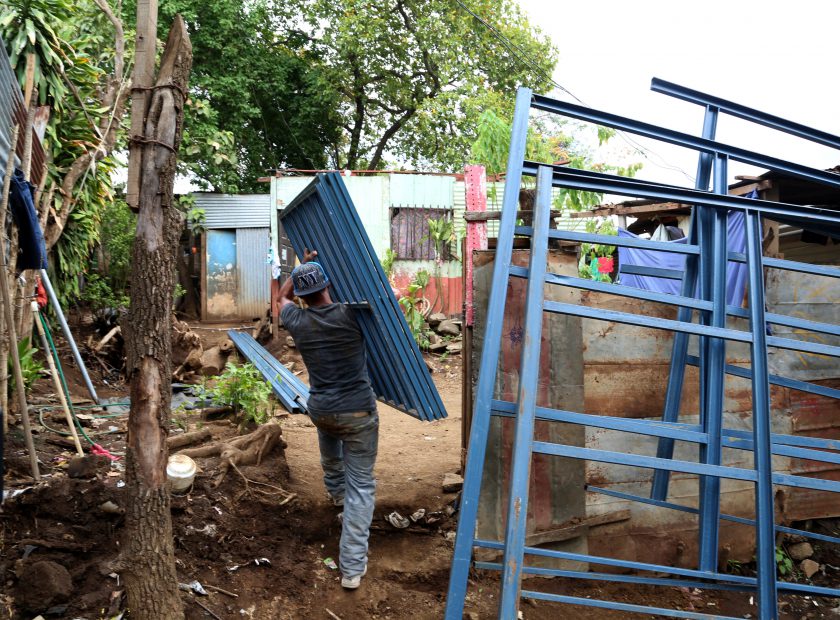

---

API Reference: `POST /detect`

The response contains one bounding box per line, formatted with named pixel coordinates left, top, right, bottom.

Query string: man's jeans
left=310, top=409, right=379, bottom=577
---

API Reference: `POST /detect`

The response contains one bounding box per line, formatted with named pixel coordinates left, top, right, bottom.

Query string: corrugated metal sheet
left=205, top=229, right=238, bottom=319
left=191, top=193, right=270, bottom=229
left=235, top=227, right=271, bottom=318
left=0, top=35, right=45, bottom=187
left=281, top=172, right=447, bottom=421
left=228, top=331, right=309, bottom=413
left=389, top=174, right=454, bottom=208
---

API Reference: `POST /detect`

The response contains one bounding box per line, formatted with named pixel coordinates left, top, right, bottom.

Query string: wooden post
left=121, top=16, right=191, bottom=620
left=0, top=126, right=39, bottom=478
left=126, top=0, right=158, bottom=211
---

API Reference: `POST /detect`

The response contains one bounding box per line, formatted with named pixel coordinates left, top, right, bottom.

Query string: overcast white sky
left=515, top=0, right=840, bottom=187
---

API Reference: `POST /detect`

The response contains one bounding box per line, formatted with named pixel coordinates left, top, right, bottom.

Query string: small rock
left=442, top=472, right=464, bottom=493
left=465, top=612, right=479, bottom=620
left=428, top=342, right=448, bottom=352
left=436, top=319, right=461, bottom=336
left=16, top=561, right=72, bottom=613
left=427, top=313, right=446, bottom=328
left=801, top=559, right=820, bottom=579
left=286, top=335, right=296, bottom=348
left=428, top=332, right=441, bottom=345
left=99, top=501, right=122, bottom=514
left=788, top=542, right=814, bottom=561
left=445, top=341, right=462, bottom=354
left=67, top=454, right=110, bottom=479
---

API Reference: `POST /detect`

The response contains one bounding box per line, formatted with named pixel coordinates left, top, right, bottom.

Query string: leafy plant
left=8, top=338, right=44, bottom=396
left=426, top=217, right=456, bottom=262
left=201, top=362, right=273, bottom=426
left=776, top=546, right=795, bottom=577
left=577, top=218, right=617, bottom=282
left=399, top=270, right=431, bottom=349
left=81, top=273, right=130, bottom=312
left=380, top=248, right=397, bottom=281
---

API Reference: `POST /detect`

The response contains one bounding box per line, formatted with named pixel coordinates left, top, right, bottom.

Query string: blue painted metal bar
left=535, top=442, right=840, bottom=495
left=529, top=95, right=840, bottom=190
left=498, top=166, right=553, bottom=618
left=543, top=300, right=752, bottom=342
left=650, top=78, right=840, bottom=150
left=475, top=538, right=755, bottom=585
left=746, top=210, right=778, bottom=618
left=527, top=228, right=701, bottom=255
left=477, top=538, right=840, bottom=599
left=477, top=561, right=752, bottom=592
left=523, top=591, right=744, bottom=620
left=698, top=154, right=729, bottom=572
left=492, top=399, right=840, bottom=465
left=763, top=256, right=840, bottom=279
left=444, top=86, right=533, bottom=620
left=532, top=166, right=840, bottom=235
left=587, top=485, right=840, bottom=547
left=618, top=264, right=686, bottom=280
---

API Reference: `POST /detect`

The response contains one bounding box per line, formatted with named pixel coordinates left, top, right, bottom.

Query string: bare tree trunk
left=120, top=16, right=191, bottom=620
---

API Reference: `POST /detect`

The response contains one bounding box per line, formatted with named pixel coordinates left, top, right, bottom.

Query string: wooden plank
left=525, top=509, right=631, bottom=546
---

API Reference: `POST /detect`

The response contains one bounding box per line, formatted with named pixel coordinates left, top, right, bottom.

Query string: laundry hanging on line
left=617, top=207, right=749, bottom=307
left=9, top=168, right=47, bottom=271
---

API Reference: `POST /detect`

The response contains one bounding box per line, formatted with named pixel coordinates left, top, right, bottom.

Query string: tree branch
left=368, top=107, right=415, bottom=171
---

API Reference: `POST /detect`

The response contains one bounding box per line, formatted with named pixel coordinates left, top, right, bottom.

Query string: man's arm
left=278, top=248, right=318, bottom=310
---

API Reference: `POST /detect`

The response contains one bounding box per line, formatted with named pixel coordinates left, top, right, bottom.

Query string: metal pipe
left=39, top=268, right=99, bottom=404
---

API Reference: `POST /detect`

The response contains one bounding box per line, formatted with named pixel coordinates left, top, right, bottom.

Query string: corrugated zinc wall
left=235, top=227, right=271, bottom=318
left=191, top=193, right=270, bottom=229
left=0, top=34, right=45, bottom=187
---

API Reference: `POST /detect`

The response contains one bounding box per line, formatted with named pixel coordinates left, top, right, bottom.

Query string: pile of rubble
left=426, top=313, right=462, bottom=355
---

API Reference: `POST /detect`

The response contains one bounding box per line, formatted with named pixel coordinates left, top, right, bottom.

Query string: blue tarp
left=618, top=209, right=748, bottom=307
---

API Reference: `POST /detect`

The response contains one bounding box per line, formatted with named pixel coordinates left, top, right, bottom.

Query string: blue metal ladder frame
left=445, top=82, right=840, bottom=619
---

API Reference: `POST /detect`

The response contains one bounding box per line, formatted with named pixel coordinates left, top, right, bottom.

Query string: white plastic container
left=167, top=454, right=197, bottom=494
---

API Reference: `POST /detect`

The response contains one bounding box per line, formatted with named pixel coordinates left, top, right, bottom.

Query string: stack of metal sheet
left=228, top=331, right=309, bottom=414
left=280, top=173, right=447, bottom=421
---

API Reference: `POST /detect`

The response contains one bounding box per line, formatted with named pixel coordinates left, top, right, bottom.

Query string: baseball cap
left=291, top=262, right=330, bottom=296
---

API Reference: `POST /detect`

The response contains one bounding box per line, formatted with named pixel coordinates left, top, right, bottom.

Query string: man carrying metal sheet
left=278, top=249, right=378, bottom=590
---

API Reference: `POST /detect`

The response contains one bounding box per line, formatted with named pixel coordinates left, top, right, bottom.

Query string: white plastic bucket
left=167, top=454, right=197, bottom=494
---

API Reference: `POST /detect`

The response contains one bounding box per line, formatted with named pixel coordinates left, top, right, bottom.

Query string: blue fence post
left=445, top=86, right=533, bottom=619
left=698, top=153, right=729, bottom=571
left=651, top=103, right=719, bottom=500
left=498, top=165, right=553, bottom=618
left=745, top=211, right=779, bottom=619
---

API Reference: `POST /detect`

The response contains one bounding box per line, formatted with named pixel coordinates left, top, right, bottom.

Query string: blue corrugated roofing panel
left=228, top=331, right=309, bottom=414
left=280, top=173, right=447, bottom=421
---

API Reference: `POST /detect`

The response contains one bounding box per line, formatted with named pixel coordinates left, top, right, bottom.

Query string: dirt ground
left=2, top=321, right=840, bottom=619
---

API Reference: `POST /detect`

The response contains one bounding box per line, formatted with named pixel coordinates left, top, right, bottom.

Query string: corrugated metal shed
left=281, top=173, right=447, bottom=421
left=235, top=227, right=271, bottom=317
left=0, top=35, right=45, bottom=187
left=191, top=193, right=270, bottom=229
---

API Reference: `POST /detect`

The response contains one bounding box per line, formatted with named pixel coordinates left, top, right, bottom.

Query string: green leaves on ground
left=202, top=362, right=274, bottom=427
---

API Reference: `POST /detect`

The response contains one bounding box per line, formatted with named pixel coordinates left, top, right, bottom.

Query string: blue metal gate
left=446, top=81, right=840, bottom=619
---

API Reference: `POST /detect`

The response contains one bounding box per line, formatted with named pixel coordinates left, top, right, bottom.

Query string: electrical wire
left=452, top=0, right=696, bottom=183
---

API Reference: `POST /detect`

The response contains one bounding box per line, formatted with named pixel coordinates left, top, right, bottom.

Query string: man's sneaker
left=341, top=565, right=367, bottom=590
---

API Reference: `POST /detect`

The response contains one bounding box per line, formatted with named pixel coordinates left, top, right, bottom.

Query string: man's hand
left=302, top=248, right=318, bottom=263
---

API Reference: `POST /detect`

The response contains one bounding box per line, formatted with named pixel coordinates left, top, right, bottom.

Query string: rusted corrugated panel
left=472, top=249, right=586, bottom=563
left=0, top=35, right=45, bottom=187
left=235, top=227, right=271, bottom=319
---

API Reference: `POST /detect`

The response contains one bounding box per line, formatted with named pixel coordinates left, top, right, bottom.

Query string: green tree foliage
left=309, top=0, right=556, bottom=170
left=124, top=0, right=555, bottom=188
left=1, top=0, right=129, bottom=303
left=123, top=0, right=342, bottom=193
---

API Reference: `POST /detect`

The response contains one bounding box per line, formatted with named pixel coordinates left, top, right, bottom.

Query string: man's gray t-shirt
left=280, top=303, right=376, bottom=415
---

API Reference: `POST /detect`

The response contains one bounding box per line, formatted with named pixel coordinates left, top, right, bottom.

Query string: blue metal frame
left=446, top=80, right=840, bottom=620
